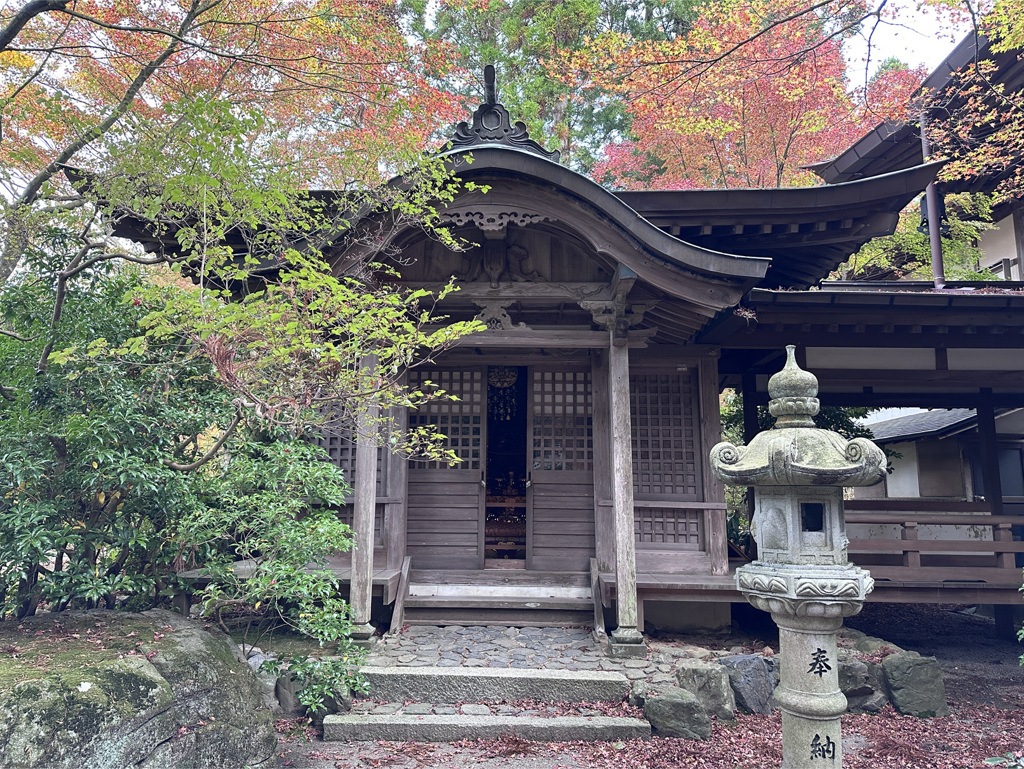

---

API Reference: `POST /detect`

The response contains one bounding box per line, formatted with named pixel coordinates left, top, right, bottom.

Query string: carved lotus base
left=736, top=561, right=874, bottom=619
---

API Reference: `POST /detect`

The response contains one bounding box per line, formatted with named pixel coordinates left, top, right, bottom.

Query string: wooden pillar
left=977, top=393, right=1003, bottom=516
left=608, top=335, right=641, bottom=644
left=700, top=352, right=728, bottom=576
left=741, top=371, right=759, bottom=552
left=741, top=372, right=760, bottom=444
left=385, top=405, right=408, bottom=571
left=591, top=352, right=615, bottom=573
left=350, top=356, right=380, bottom=641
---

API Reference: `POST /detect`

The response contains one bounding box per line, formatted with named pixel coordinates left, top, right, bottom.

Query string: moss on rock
left=0, top=610, right=275, bottom=769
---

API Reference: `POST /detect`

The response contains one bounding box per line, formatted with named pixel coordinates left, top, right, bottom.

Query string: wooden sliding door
left=528, top=366, right=596, bottom=571
left=406, top=368, right=485, bottom=569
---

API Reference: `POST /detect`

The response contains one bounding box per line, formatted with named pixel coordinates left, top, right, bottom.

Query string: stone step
left=323, top=713, right=650, bottom=742
left=358, top=665, right=630, bottom=704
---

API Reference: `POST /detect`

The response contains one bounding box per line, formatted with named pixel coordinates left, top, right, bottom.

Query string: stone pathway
left=362, top=625, right=753, bottom=691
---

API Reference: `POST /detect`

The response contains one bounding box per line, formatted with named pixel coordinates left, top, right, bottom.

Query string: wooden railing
left=845, top=500, right=1023, bottom=584
left=600, top=498, right=729, bottom=574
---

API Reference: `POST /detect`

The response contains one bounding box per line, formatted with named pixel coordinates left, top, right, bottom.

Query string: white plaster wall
left=806, top=347, right=935, bottom=370
left=997, top=410, right=1024, bottom=435
left=979, top=214, right=1018, bottom=274
left=947, top=348, right=1024, bottom=371
left=885, top=441, right=920, bottom=497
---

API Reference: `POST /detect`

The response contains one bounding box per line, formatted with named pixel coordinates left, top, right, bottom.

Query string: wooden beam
left=810, top=369, right=1024, bottom=386
left=401, top=281, right=613, bottom=302
left=718, top=328, right=1024, bottom=350
left=608, top=336, right=641, bottom=643
left=350, top=355, right=380, bottom=638
left=611, top=265, right=638, bottom=301
left=450, top=328, right=654, bottom=348
left=814, top=392, right=1024, bottom=409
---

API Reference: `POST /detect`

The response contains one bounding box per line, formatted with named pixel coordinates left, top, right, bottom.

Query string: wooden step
left=406, top=595, right=591, bottom=611
left=409, top=569, right=590, bottom=588
left=402, top=606, right=593, bottom=627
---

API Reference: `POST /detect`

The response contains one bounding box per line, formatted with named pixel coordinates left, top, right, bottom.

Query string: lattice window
left=333, top=503, right=384, bottom=542
left=313, top=422, right=386, bottom=494
left=408, top=369, right=483, bottom=470
left=531, top=371, right=593, bottom=471
left=635, top=507, right=702, bottom=548
left=315, top=424, right=356, bottom=480
left=630, top=371, right=700, bottom=497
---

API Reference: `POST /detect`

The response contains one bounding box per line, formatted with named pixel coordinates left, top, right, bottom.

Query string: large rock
left=840, top=628, right=902, bottom=656
left=837, top=649, right=888, bottom=713
left=643, top=688, right=712, bottom=740
left=675, top=659, right=735, bottom=720
left=881, top=650, right=950, bottom=717
left=719, top=654, right=778, bottom=714
left=0, top=609, right=276, bottom=769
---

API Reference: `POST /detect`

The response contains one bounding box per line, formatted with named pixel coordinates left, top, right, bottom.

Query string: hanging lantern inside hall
left=488, top=366, right=518, bottom=421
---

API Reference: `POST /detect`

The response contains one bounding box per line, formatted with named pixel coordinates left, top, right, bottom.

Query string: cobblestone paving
left=362, top=625, right=750, bottom=692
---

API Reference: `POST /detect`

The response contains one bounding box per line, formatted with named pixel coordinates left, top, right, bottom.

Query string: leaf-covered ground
left=276, top=703, right=1024, bottom=769
left=277, top=604, right=1024, bottom=769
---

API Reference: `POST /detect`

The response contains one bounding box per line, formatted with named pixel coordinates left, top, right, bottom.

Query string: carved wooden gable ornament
left=447, top=65, right=560, bottom=162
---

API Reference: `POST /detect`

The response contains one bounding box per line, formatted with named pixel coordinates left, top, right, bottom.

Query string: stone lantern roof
left=711, top=346, right=886, bottom=487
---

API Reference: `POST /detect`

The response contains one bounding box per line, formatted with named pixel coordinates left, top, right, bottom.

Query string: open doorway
left=484, top=365, right=528, bottom=568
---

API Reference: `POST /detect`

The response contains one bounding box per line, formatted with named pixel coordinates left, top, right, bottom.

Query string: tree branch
left=0, top=0, right=69, bottom=54
left=0, top=326, right=34, bottom=342
left=163, top=409, right=242, bottom=471
left=1, top=0, right=211, bottom=285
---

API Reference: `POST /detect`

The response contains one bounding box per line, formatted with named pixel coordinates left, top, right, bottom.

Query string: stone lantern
left=710, top=346, right=886, bottom=769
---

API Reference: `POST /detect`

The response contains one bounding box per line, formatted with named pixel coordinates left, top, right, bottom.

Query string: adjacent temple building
left=120, top=64, right=1024, bottom=643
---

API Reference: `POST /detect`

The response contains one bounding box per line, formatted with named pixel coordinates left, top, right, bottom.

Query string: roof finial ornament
left=445, top=64, right=560, bottom=162
left=484, top=64, right=497, bottom=106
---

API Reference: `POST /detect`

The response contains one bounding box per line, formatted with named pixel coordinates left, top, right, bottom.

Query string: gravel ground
left=275, top=604, right=1024, bottom=769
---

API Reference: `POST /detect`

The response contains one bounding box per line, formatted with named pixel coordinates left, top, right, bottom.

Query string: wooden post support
left=994, top=523, right=1015, bottom=570
left=385, top=404, right=409, bottom=571
left=701, top=353, right=729, bottom=576
left=591, top=352, right=615, bottom=573
left=977, top=395, right=1004, bottom=517
left=902, top=522, right=921, bottom=569
left=350, top=355, right=380, bottom=643
left=608, top=335, right=642, bottom=647
left=741, top=371, right=758, bottom=550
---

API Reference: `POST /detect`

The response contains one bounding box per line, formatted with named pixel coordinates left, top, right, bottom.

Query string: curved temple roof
left=87, top=66, right=940, bottom=322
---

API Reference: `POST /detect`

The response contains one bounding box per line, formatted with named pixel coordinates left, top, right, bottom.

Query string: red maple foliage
left=557, top=0, right=924, bottom=190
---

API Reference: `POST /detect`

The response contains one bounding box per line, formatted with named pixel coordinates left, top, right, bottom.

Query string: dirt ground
left=274, top=604, right=1024, bottom=769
